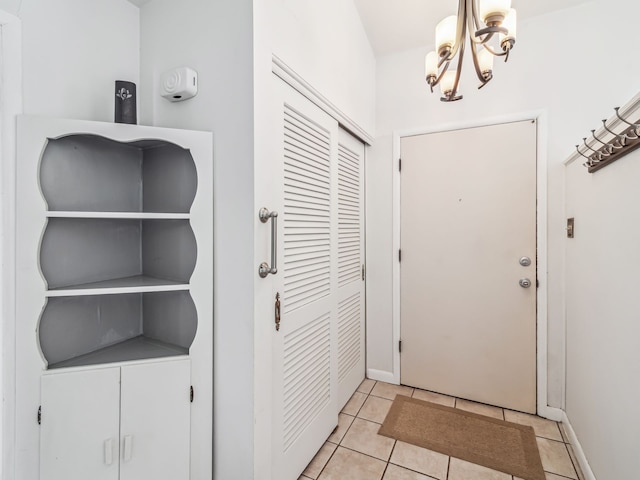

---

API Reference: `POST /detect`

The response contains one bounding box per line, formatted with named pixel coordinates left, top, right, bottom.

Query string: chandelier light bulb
left=477, top=48, right=494, bottom=75
left=500, top=8, right=517, bottom=46
left=436, top=15, right=458, bottom=56
left=479, top=0, right=511, bottom=25
left=440, top=70, right=457, bottom=97
left=425, top=51, right=439, bottom=79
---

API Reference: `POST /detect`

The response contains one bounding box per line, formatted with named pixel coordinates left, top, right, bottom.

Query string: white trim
left=561, top=411, right=597, bottom=480
left=366, top=368, right=396, bottom=384
left=271, top=55, right=374, bottom=146
left=539, top=406, right=563, bottom=423
left=391, top=111, right=554, bottom=416
left=565, top=90, right=640, bottom=166
left=0, top=11, right=22, bottom=480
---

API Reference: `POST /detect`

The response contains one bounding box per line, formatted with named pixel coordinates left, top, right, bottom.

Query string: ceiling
left=126, top=0, right=592, bottom=57
left=352, top=0, right=592, bottom=56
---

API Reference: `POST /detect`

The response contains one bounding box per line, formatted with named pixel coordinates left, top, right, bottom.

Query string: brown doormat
left=378, top=395, right=545, bottom=480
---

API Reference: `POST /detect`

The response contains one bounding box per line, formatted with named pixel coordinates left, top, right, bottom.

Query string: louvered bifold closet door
left=271, top=78, right=340, bottom=480
left=336, top=128, right=366, bottom=409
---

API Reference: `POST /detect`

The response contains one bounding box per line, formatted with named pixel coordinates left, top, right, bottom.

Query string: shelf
left=46, top=211, right=190, bottom=220
left=46, top=275, right=190, bottom=297
left=40, top=218, right=197, bottom=289
left=40, top=134, right=197, bottom=213
left=47, top=335, right=188, bottom=370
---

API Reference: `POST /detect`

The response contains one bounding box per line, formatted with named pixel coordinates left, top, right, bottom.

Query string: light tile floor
left=300, top=380, right=585, bottom=480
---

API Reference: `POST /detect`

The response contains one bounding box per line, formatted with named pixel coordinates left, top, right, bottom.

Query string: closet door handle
left=104, top=438, right=113, bottom=465
left=259, top=207, right=278, bottom=278
left=123, top=435, right=133, bottom=463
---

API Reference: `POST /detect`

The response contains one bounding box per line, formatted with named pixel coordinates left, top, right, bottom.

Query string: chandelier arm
left=445, top=8, right=467, bottom=101
left=445, top=0, right=467, bottom=61
left=469, top=0, right=483, bottom=33
left=468, top=11, right=490, bottom=87
left=480, top=43, right=508, bottom=57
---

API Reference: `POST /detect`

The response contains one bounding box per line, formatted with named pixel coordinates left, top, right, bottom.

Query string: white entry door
left=400, top=120, right=537, bottom=413
left=267, top=77, right=365, bottom=480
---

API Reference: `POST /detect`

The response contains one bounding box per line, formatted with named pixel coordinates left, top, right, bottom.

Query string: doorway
left=399, top=120, right=537, bottom=413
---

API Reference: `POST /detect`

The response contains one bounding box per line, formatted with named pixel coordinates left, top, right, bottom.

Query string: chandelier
left=425, top=0, right=517, bottom=102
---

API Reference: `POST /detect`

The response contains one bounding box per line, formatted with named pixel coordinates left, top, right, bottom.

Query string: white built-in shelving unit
left=15, top=116, right=213, bottom=480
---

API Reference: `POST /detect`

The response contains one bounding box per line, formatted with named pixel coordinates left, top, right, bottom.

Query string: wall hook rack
left=571, top=92, right=640, bottom=173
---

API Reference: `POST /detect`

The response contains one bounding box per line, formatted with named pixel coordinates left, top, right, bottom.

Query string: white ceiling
left=126, top=0, right=592, bottom=57
left=352, top=0, right=592, bottom=56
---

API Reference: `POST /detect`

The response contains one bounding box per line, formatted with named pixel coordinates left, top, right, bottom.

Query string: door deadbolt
left=519, top=278, right=532, bottom=288
left=519, top=256, right=531, bottom=267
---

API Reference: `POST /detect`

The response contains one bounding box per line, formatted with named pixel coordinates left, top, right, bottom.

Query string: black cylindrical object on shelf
left=114, top=80, right=137, bottom=124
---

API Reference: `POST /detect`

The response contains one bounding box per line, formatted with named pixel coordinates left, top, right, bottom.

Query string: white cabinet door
left=119, top=360, right=191, bottom=480
left=269, top=78, right=340, bottom=480
left=40, top=368, right=121, bottom=480
left=336, top=128, right=366, bottom=409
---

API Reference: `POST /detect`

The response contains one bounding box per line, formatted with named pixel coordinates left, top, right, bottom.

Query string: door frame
left=390, top=111, right=560, bottom=421
left=1, top=9, right=23, bottom=479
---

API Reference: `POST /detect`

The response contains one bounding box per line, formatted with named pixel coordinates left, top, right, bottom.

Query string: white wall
left=265, top=0, right=376, bottom=135
left=0, top=0, right=139, bottom=121
left=139, top=1, right=255, bottom=479
left=366, top=0, right=640, bottom=411
left=1, top=1, right=139, bottom=477
left=564, top=149, right=640, bottom=477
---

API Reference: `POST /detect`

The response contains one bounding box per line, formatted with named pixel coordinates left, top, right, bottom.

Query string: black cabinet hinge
left=399, top=249, right=402, bottom=262
left=399, top=158, right=402, bottom=172
left=399, top=340, right=402, bottom=353
left=37, top=406, right=41, bottom=425
left=190, top=386, right=194, bottom=403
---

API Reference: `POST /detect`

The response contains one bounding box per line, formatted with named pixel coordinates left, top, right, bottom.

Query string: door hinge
left=399, top=158, right=402, bottom=172
left=37, top=406, right=41, bottom=425
left=536, top=279, right=539, bottom=288
left=361, top=264, right=365, bottom=281
left=399, top=340, right=402, bottom=353
left=399, top=249, right=402, bottom=262
left=190, top=386, right=194, bottom=403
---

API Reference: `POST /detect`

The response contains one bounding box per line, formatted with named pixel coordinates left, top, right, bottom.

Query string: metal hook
left=614, top=107, right=639, bottom=139
left=601, top=119, right=628, bottom=147
left=614, top=107, right=640, bottom=128
left=590, top=130, right=612, bottom=156
left=575, top=145, right=592, bottom=161
left=582, top=138, right=600, bottom=155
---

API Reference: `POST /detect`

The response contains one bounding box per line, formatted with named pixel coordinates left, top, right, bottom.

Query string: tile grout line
left=313, top=441, right=340, bottom=480
left=379, top=439, right=397, bottom=480
left=445, top=455, right=451, bottom=480
left=562, top=442, right=581, bottom=480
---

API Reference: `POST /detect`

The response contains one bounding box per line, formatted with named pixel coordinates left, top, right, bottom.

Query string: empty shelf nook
left=38, top=291, right=197, bottom=369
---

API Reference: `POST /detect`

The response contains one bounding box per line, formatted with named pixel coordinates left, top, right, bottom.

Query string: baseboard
left=366, top=368, right=396, bottom=384
left=561, top=411, right=597, bottom=480
left=538, top=405, right=563, bottom=422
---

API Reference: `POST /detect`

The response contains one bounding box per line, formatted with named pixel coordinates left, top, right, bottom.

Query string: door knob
left=519, top=278, right=532, bottom=288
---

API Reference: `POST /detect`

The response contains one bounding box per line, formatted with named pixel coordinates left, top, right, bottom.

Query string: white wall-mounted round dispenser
left=160, top=67, right=198, bottom=102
